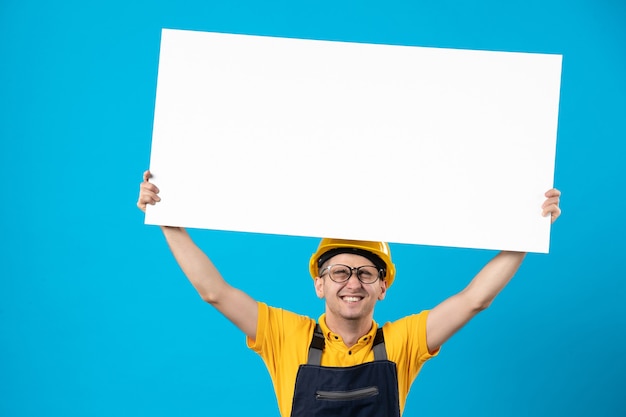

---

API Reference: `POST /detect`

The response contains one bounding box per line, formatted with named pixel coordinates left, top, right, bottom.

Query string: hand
left=137, top=170, right=161, bottom=213
left=542, top=188, right=561, bottom=224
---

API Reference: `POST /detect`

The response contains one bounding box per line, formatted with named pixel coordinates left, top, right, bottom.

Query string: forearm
left=461, top=251, right=527, bottom=310
left=160, top=226, right=259, bottom=338
left=160, top=226, right=229, bottom=303
left=138, top=173, right=259, bottom=338
left=426, top=251, right=527, bottom=351
left=426, top=188, right=560, bottom=352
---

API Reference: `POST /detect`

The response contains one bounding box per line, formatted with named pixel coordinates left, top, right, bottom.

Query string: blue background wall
left=1, top=1, right=625, bottom=416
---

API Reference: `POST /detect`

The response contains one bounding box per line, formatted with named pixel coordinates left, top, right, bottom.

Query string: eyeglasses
left=320, top=264, right=382, bottom=284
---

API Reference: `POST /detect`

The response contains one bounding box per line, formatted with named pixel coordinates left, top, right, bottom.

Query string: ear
left=314, top=277, right=325, bottom=299
left=377, top=279, right=388, bottom=301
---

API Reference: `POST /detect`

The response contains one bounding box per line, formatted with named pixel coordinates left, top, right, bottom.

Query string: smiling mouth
left=341, top=296, right=364, bottom=303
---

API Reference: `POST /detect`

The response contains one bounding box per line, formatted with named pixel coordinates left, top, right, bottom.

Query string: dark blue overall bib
left=290, top=324, right=401, bottom=417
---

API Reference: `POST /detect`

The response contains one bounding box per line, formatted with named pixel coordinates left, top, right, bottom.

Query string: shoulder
left=382, top=310, right=430, bottom=334
left=250, top=301, right=316, bottom=356
left=381, top=311, right=432, bottom=357
left=258, top=302, right=314, bottom=323
left=257, top=301, right=316, bottom=338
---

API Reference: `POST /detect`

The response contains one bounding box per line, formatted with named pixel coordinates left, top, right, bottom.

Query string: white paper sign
left=146, top=28, right=561, bottom=253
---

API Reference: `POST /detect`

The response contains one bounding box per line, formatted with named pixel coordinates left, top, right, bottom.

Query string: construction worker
left=137, top=170, right=561, bottom=417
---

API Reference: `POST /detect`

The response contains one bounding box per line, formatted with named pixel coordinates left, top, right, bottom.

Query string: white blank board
left=146, top=28, right=562, bottom=253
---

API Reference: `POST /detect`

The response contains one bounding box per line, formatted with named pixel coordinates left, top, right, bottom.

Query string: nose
left=344, top=268, right=363, bottom=288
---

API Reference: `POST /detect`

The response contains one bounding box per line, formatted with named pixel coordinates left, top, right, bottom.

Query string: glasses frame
left=320, top=264, right=383, bottom=284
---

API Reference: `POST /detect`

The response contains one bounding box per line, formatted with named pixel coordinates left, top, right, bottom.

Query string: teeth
left=342, top=296, right=361, bottom=302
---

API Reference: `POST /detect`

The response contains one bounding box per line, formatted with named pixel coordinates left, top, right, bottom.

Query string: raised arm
left=137, top=170, right=259, bottom=340
left=425, top=188, right=561, bottom=353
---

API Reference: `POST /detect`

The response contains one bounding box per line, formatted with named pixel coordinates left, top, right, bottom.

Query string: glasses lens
left=327, top=265, right=381, bottom=283
left=329, top=265, right=352, bottom=282
left=356, top=266, right=380, bottom=283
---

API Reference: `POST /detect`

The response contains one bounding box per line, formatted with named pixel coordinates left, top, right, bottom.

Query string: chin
left=340, top=308, right=372, bottom=321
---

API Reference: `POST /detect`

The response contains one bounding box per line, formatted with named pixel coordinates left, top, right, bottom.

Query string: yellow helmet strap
left=317, top=247, right=387, bottom=278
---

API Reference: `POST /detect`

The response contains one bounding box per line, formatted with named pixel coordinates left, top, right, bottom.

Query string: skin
left=314, top=253, right=388, bottom=347
left=137, top=170, right=561, bottom=352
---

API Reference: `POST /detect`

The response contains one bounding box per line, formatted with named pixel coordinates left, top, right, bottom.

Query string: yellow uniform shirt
left=247, top=302, right=438, bottom=417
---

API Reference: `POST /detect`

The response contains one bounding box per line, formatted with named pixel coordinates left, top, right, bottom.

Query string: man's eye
left=332, top=267, right=350, bottom=277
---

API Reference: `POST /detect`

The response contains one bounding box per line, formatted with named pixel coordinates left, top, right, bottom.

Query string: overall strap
left=307, top=324, right=325, bottom=365
left=306, top=324, right=387, bottom=365
left=372, top=327, right=388, bottom=361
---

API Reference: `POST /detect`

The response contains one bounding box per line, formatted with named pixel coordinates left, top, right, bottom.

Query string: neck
left=323, top=314, right=374, bottom=347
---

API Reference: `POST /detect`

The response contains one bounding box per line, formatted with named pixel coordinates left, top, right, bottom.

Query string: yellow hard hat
left=309, top=238, right=396, bottom=288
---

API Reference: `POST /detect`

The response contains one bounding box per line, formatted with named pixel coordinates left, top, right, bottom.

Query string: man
left=137, top=170, right=561, bottom=416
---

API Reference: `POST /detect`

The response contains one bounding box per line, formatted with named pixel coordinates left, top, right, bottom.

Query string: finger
left=542, top=204, right=561, bottom=223
left=140, top=182, right=160, bottom=194
left=136, top=197, right=150, bottom=212
left=544, top=188, right=561, bottom=198
left=143, top=170, right=152, bottom=183
left=542, top=196, right=560, bottom=209
left=137, top=193, right=160, bottom=212
left=548, top=205, right=561, bottom=224
left=139, top=190, right=161, bottom=204
left=541, top=204, right=557, bottom=216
